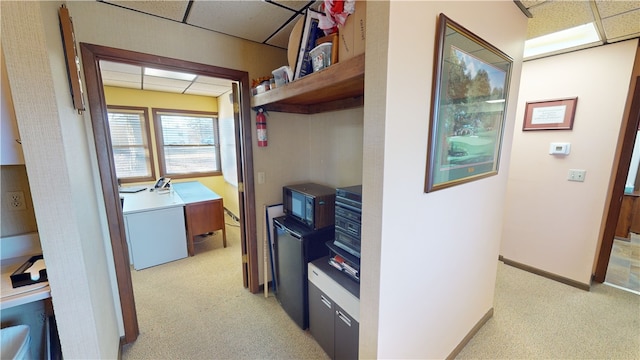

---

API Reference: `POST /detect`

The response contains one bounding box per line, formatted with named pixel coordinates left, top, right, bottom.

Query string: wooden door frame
left=80, top=43, right=259, bottom=343
left=594, top=75, right=640, bottom=283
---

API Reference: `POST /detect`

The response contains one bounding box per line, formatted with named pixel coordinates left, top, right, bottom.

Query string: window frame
left=152, top=108, right=221, bottom=179
left=106, top=105, right=156, bottom=184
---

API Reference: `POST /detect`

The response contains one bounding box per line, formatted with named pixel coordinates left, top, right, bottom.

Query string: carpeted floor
left=457, top=262, right=640, bottom=359
left=122, top=215, right=640, bottom=359
left=121, top=214, right=329, bottom=359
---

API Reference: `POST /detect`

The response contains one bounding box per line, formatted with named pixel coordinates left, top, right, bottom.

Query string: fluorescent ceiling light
left=144, top=67, right=197, bottom=81
left=524, top=22, right=601, bottom=59
left=486, top=99, right=505, bottom=104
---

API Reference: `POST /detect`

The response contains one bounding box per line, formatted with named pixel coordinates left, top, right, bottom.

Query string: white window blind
left=156, top=112, right=220, bottom=176
left=107, top=108, right=153, bottom=180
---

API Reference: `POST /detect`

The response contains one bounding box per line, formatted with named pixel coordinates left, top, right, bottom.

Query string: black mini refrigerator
left=273, top=216, right=333, bottom=329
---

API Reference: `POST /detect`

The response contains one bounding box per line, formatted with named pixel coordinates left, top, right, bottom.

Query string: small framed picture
left=523, top=97, right=578, bottom=131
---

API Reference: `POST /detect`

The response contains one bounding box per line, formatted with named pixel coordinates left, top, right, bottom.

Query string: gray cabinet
left=308, top=257, right=359, bottom=360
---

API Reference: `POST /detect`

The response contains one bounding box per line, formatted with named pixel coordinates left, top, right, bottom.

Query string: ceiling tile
left=187, top=0, right=296, bottom=44
left=101, top=70, right=141, bottom=83
left=595, top=0, right=639, bottom=18
left=521, top=0, right=547, bottom=9
left=601, top=10, right=640, bottom=42
left=144, top=84, right=189, bottom=93
left=272, top=0, right=322, bottom=12
left=143, top=76, right=192, bottom=89
left=266, top=14, right=304, bottom=49
left=527, top=1, right=595, bottom=39
left=186, top=83, right=231, bottom=97
left=195, top=76, right=235, bottom=87
left=100, top=61, right=141, bottom=74
left=101, top=0, right=189, bottom=21
left=103, top=79, right=141, bottom=90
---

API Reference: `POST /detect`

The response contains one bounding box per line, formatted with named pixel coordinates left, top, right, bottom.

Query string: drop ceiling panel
left=274, top=1, right=319, bottom=12
left=595, top=0, right=639, bottom=18
left=265, top=15, right=303, bottom=49
left=103, top=79, right=141, bottom=90
left=195, top=76, right=234, bottom=86
left=100, top=61, right=141, bottom=74
left=187, top=1, right=296, bottom=43
left=185, top=83, right=231, bottom=97
left=527, top=1, right=595, bottom=39
left=143, top=76, right=193, bottom=89
left=520, top=0, right=546, bottom=9
left=101, top=70, right=141, bottom=84
left=601, top=10, right=640, bottom=42
left=101, top=0, right=189, bottom=21
left=144, top=84, right=189, bottom=94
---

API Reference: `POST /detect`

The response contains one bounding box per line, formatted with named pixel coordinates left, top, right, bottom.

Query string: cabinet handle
left=336, top=310, right=351, bottom=327
left=320, top=295, right=332, bottom=309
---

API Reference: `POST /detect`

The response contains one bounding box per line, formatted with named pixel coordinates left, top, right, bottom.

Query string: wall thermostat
left=549, top=142, right=571, bottom=155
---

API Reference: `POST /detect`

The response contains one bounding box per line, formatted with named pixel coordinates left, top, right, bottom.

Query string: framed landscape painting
left=425, top=14, right=513, bottom=192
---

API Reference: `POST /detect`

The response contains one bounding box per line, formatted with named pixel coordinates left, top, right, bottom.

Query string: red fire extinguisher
left=256, top=107, right=268, bottom=147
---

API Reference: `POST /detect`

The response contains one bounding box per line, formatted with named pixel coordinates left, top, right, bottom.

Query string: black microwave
left=283, top=183, right=335, bottom=230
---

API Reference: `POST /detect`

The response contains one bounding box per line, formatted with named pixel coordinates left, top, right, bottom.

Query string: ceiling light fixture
left=144, top=67, right=197, bottom=81
left=524, top=22, right=602, bottom=60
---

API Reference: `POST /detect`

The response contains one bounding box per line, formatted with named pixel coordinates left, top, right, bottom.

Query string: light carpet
left=122, top=215, right=640, bottom=359
left=121, top=215, right=329, bottom=359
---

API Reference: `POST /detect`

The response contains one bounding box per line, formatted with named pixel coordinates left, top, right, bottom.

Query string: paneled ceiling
left=97, top=0, right=640, bottom=98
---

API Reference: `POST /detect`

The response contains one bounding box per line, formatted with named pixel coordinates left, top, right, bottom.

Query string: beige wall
left=501, top=39, right=639, bottom=285
left=1, top=1, right=289, bottom=357
left=1, top=166, right=37, bottom=237
left=251, top=107, right=364, bottom=284
left=361, top=2, right=527, bottom=358
left=2, top=2, right=119, bottom=358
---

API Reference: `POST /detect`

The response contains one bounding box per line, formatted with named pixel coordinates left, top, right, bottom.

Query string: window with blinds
left=107, top=106, right=155, bottom=182
left=153, top=109, right=221, bottom=177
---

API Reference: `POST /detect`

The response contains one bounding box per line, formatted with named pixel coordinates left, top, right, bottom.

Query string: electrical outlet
left=6, top=191, right=26, bottom=210
left=568, top=169, right=586, bottom=182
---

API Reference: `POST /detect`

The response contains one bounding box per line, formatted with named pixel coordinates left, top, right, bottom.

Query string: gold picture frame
left=425, top=14, right=513, bottom=192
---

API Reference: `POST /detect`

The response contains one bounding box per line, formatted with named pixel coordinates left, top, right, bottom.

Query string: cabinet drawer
left=308, top=261, right=359, bottom=322
left=309, top=282, right=335, bottom=359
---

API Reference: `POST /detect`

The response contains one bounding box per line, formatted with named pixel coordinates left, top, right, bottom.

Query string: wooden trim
left=79, top=43, right=260, bottom=344
left=446, top=308, right=493, bottom=360
left=595, top=76, right=640, bottom=282
left=80, top=43, right=140, bottom=343
left=238, top=75, right=260, bottom=293
left=499, top=256, right=590, bottom=291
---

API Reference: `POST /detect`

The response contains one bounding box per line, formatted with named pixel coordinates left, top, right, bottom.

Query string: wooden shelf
left=251, top=53, right=364, bottom=114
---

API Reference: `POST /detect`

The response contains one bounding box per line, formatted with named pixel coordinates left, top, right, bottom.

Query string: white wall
left=361, top=2, right=527, bottom=358
left=501, top=39, right=638, bottom=285
left=2, top=2, right=119, bottom=358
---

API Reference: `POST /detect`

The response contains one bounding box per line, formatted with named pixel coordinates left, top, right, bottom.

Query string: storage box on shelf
left=250, top=53, right=364, bottom=114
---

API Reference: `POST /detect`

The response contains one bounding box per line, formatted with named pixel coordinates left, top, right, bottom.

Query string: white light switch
left=568, top=169, right=586, bottom=182
left=257, top=172, right=265, bottom=184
